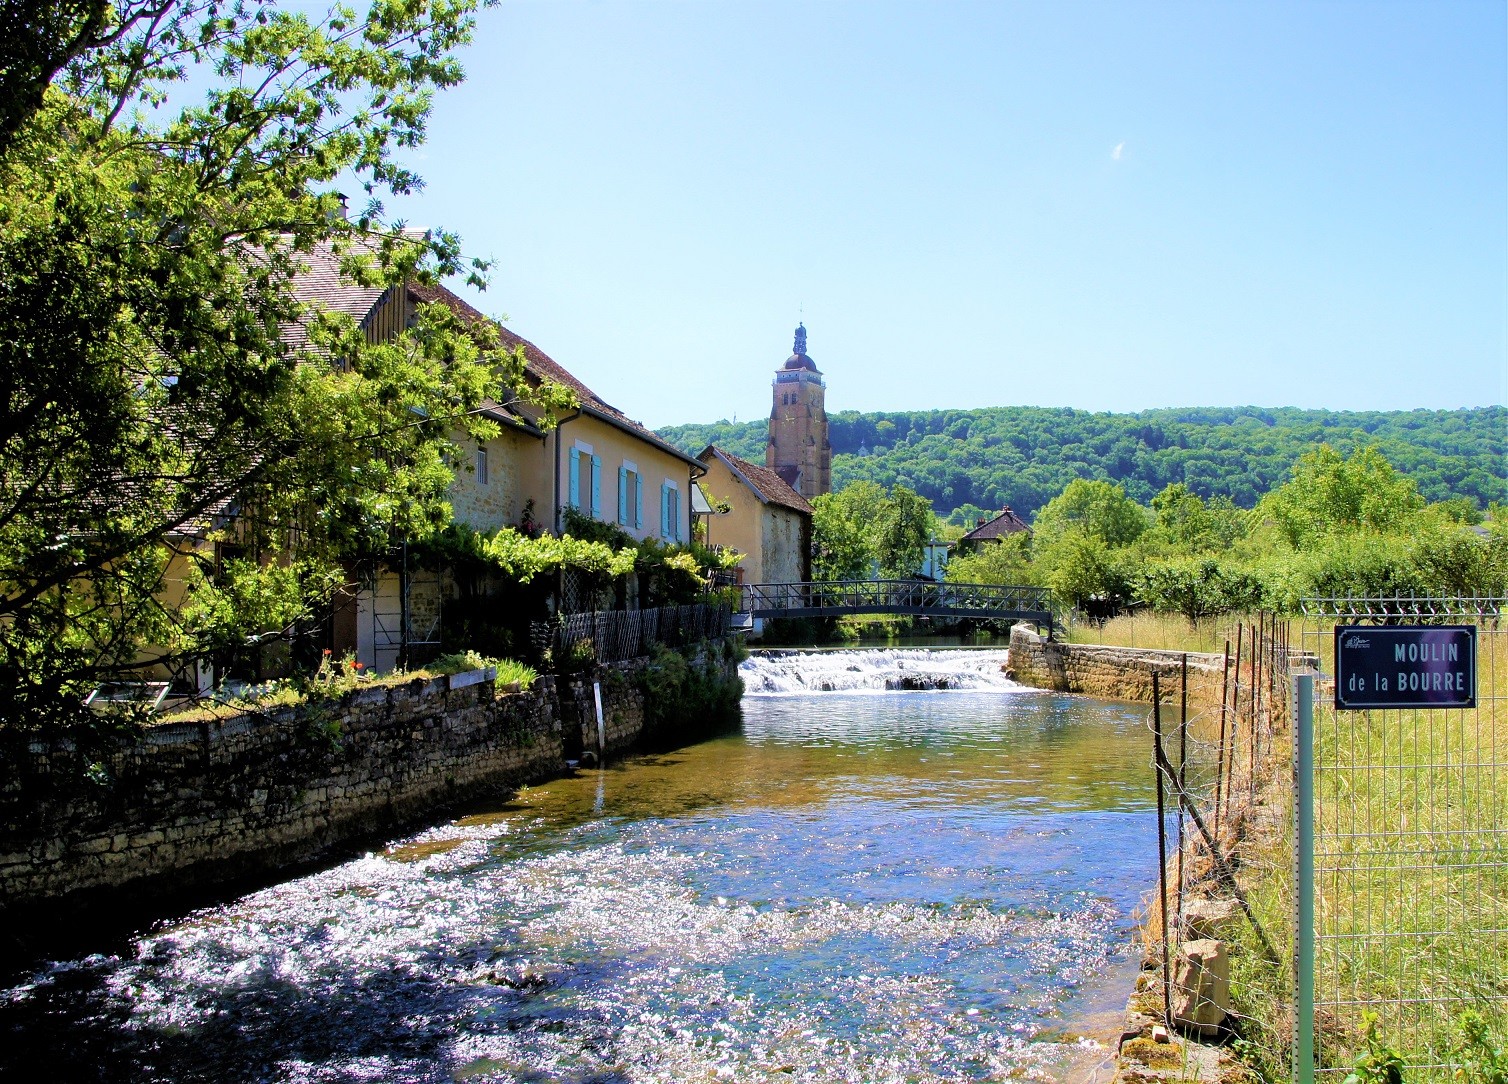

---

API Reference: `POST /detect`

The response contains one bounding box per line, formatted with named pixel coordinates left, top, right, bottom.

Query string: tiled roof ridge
left=405, top=281, right=699, bottom=468
left=961, top=506, right=1031, bottom=541
left=702, top=445, right=813, bottom=516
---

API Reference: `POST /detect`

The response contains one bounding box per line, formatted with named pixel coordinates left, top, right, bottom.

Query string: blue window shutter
left=660, top=484, right=670, bottom=537
left=590, top=455, right=602, bottom=518
left=634, top=473, right=643, bottom=530
left=618, top=466, right=628, bottom=524
left=568, top=448, right=580, bottom=509
left=672, top=488, right=681, bottom=541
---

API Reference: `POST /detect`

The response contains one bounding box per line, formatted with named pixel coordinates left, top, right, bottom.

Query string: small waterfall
left=740, top=648, right=1024, bottom=694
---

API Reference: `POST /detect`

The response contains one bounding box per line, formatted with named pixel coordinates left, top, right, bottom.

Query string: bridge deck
left=737, top=580, right=1054, bottom=631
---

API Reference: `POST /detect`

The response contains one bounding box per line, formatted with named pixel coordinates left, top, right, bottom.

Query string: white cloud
left=1111, top=141, right=1125, bottom=161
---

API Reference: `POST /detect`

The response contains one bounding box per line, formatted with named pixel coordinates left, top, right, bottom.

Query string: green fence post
left=1294, top=672, right=1315, bottom=1084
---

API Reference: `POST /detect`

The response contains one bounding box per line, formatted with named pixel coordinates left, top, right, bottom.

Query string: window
left=568, top=443, right=602, bottom=517
left=475, top=446, right=489, bottom=486
left=660, top=480, right=681, bottom=542
left=618, top=462, right=643, bottom=530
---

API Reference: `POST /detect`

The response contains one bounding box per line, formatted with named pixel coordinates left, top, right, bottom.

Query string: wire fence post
left=1177, top=655, right=1188, bottom=919
left=1152, top=670, right=1172, bottom=1029
left=1293, top=671, right=1315, bottom=1084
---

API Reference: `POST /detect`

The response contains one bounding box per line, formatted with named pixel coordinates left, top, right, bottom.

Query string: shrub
left=427, top=650, right=497, bottom=676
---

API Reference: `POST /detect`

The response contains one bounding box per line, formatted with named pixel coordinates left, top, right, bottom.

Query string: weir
left=742, top=647, right=1023, bottom=693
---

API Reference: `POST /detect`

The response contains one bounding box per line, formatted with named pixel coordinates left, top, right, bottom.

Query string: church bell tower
left=767, top=322, right=831, bottom=500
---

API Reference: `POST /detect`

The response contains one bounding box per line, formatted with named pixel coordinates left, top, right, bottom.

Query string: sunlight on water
left=0, top=652, right=1158, bottom=1084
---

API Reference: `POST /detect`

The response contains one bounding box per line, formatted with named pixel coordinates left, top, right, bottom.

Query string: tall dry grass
left=1065, top=611, right=1260, bottom=654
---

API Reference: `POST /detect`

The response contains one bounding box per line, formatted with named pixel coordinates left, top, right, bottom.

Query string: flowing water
left=0, top=649, right=1161, bottom=1084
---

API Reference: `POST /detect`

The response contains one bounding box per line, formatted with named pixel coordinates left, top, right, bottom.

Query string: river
left=0, top=648, right=1159, bottom=1084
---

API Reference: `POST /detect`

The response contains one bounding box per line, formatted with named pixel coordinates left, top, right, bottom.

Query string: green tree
left=1259, top=445, right=1425, bottom=548
left=1135, top=555, right=1263, bottom=626
left=1035, top=527, right=1135, bottom=611
left=0, top=0, right=528, bottom=746
left=874, top=485, right=932, bottom=578
left=1033, top=479, right=1147, bottom=548
left=945, top=531, right=1037, bottom=586
left=811, top=481, right=938, bottom=580
left=1148, top=483, right=1246, bottom=553
left=811, top=481, right=883, bottom=581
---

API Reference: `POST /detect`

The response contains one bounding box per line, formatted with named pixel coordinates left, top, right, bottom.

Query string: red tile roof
left=961, top=507, right=1032, bottom=543
left=407, top=282, right=700, bottom=468
left=698, top=446, right=813, bottom=517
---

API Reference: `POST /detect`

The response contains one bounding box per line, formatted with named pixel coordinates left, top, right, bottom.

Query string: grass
left=1065, top=611, right=1260, bottom=654
left=1215, top=614, right=1508, bottom=1084
left=160, top=652, right=538, bottom=723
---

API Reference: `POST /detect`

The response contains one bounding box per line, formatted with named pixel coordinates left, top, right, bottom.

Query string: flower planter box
left=447, top=666, right=497, bottom=692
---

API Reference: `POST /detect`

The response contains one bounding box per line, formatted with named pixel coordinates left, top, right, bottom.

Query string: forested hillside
left=660, top=406, right=1505, bottom=522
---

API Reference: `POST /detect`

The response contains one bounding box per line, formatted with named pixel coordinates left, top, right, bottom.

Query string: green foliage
left=811, top=482, right=882, bottom=581
left=1134, top=555, right=1264, bottom=626
left=937, top=446, right=1505, bottom=617
left=426, top=650, right=497, bottom=676
left=659, top=406, right=1506, bottom=521
left=561, top=637, right=596, bottom=675
left=0, top=0, right=510, bottom=746
left=1455, top=1011, right=1508, bottom=1084
left=1034, top=479, right=1147, bottom=549
left=459, top=514, right=737, bottom=613
left=480, top=526, right=637, bottom=583
left=1147, top=483, right=1246, bottom=553
left=874, top=485, right=932, bottom=579
left=493, top=659, right=539, bottom=691
left=1024, top=481, right=1144, bottom=610
left=945, top=531, right=1037, bottom=587
left=1035, top=527, right=1136, bottom=611
left=636, top=641, right=743, bottom=735
left=811, top=481, right=940, bottom=581
left=1343, top=1012, right=1406, bottom=1084
left=1259, top=445, right=1425, bottom=549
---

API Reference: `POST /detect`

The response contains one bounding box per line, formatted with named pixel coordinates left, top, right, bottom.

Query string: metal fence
left=1296, top=597, right=1507, bottom=1082
left=1142, top=615, right=1294, bottom=1044
left=737, top=579, right=1056, bottom=626
left=539, top=603, right=733, bottom=668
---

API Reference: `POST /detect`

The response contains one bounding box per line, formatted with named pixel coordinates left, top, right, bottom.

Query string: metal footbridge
left=736, top=580, right=1055, bottom=635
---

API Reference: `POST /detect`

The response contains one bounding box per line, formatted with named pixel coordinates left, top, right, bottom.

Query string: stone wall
left=0, top=641, right=742, bottom=921
left=1008, top=625, right=1226, bottom=711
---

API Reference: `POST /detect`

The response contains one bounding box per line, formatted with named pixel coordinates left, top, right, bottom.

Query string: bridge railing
left=737, top=579, right=1055, bottom=618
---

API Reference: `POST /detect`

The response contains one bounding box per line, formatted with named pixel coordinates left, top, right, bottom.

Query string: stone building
left=696, top=445, right=813, bottom=586
left=765, top=323, right=831, bottom=501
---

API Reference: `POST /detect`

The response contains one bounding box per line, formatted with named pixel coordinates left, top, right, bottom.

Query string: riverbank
left=0, top=639, right=743, bottom=966
left=1008, top=624, right=1227, bottom=711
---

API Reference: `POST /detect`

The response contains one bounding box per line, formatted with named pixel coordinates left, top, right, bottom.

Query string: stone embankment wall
left=0, top=642, right=740, bottom=918
left=1008, top=624, right=1226, bottom=711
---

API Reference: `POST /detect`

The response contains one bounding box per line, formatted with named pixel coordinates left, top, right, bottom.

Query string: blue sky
left=385, top=0, right=1506, bottom=429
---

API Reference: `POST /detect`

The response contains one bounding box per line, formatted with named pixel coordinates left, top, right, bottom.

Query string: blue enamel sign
left=1333, top=625, right=1476, bottom=710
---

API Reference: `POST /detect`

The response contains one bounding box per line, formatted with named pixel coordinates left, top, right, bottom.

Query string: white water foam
left=740, top=648, right=1026, bottom=695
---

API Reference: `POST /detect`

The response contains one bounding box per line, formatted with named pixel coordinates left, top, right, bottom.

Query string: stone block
left=1181, top=898, right=1241, bottom=941
left=1171, top=938, right=1229, bottom=1036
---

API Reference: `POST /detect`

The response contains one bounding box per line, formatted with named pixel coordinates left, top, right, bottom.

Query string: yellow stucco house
left=293, top=266, right=703, bottom=670
left=697, top=445, right=813, bottom=587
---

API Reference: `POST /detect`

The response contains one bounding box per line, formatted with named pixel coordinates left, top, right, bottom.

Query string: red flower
left=323, top=649, right=332, bottom=656
left=354, top=662, right=365, bottom=670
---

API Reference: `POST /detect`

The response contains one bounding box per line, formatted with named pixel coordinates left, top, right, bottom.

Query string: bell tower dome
left=767, top=322, right=831, bottom=499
